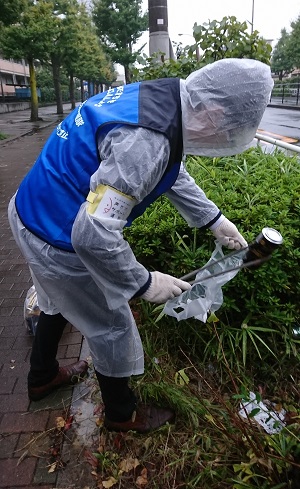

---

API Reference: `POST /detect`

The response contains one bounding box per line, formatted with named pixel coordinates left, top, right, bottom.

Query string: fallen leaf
left=274, top=403, right=283, bottom=412
left=119, top=457, right=140, bottom=473
left=84, top=450, right=99, bottom=468
left=113, top=433, right=124, bottom=450
left=97, top=432, right=107, bottom=453
left=55, top=416, right=66, bottom=429
left=132, top=309, right=141, bottom=321
left=94, top=405, right=104, bottom=416
left=136, top=467, right=148, bottom=487
left=48, top=461, right=57, bottom=473
left=102, top=476, right=118, bottom=488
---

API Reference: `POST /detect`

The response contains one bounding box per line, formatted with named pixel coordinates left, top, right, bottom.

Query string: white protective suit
left=8, top=58, right=273, bottom=377
left=181, top=58, right=273, bottom=156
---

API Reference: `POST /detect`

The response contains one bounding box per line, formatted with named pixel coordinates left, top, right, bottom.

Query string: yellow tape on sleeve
left=86, top=184, right=135, bottom=221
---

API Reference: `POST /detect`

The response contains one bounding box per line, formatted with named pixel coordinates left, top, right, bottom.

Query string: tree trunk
left=69, top=73, right=76, bottom=110
left=80, top=79, right=84, bottom=102
left=51, top=54, right=63, bottom=115
left=88, top=80, right=92, bottom=98
left=29, top=58, right=39, bottom=122
left=124, top=65, right=131, bottom=84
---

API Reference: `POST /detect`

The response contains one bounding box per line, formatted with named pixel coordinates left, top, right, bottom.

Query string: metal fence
left=1, top=88, right=81, bottom=104
left=270, top=82, right=300, bottom=106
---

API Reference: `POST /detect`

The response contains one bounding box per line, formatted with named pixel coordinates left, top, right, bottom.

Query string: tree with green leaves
left=0, top=0, right=116, bottom=118
left=72, top=36, right=116, bottom=103
left=0, top=0, right=56, bottom=121
left=0, top=0, right=28, bottom=26
left=37, top=0, right=82, bottom=115
left=133, top=15, right=272, bottom=82
left=286, top=14, right=300, bottom=70
left=132, top=51, right=199, bottom=81
left=42, top=0, right=115, bottom=113
left=92, top=0, right=148, bottom=83
left=271, top=28, right=294, bottom=80
left=62, top=3, right=116, bottom=108
left=192, top=16, right=271, bottom=65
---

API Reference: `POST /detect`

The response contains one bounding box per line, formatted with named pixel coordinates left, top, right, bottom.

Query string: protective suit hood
left=180, top=58, right=274, bottom=157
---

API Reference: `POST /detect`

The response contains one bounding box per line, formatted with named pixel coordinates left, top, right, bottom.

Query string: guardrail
left=255, top=133, right=300, bottom=154
left=270, top=83, right=299, bottom=106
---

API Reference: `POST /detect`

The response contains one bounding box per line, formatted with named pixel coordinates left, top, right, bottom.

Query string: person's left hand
left=211, top=217, right=247, bottom=250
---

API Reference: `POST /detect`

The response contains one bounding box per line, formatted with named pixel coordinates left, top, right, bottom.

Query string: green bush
left=125, top=146, right=300, bottom=372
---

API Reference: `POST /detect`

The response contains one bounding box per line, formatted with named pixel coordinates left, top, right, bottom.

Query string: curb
left=0, top=121, right=57, bottom=146
left=268, top=103, right=300, bottom=111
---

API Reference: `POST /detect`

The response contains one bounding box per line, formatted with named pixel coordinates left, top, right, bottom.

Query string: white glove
left=211, top=217, right=247, bottom=250
left=141, top=271, right=192, bottom=304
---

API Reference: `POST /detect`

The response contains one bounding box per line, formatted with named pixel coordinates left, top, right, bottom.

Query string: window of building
left=3, top=74, right=14, bottom=85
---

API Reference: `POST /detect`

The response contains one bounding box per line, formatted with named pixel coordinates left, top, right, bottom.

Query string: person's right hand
left=141, top=271, right=191, bottom=304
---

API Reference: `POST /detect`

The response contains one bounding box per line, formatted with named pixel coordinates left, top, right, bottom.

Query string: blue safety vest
left=15, top=78, right=183, bottom=251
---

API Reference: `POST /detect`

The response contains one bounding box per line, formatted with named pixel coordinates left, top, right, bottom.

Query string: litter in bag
left=24, top=285, right=40, bottom=335
left=163, top=241, right=243, bottom=322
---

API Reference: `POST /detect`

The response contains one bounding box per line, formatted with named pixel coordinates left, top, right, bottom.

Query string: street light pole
left=148, top=0, right=172, bottom=60
left=251, top=0, right=255, bottom=34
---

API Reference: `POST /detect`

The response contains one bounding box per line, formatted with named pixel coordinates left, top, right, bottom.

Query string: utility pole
left=251, top=0, right=255, bottom=34
left=148, top=0, right=173, bottom=60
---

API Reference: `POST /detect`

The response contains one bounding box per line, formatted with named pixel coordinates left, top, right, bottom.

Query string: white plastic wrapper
left=239, top=391, right=286, bottom=434
left=163, top=241, right=243, bottom=322
left=24, top=285, right=40, bottom=335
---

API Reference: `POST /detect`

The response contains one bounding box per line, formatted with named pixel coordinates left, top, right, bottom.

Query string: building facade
left=0, top=56, right=30, bottom=99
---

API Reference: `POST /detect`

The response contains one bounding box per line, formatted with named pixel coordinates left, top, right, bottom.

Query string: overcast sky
left=139, top=0, right=300, bottom=52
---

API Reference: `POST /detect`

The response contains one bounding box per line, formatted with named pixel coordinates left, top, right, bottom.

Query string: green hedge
left=125, top=146, right=300, bottom=367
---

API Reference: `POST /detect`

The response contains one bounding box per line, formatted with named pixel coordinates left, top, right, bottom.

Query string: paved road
left=260, top=106, right=300, bottom=144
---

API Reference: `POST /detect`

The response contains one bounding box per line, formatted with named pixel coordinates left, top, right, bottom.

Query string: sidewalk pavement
left=0, top=103, right=75, bottom=143
left=0, top=104, right=98, bottom=489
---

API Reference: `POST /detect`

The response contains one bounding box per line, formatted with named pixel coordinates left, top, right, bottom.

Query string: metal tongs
left=180, top=246, right=271, bottom=284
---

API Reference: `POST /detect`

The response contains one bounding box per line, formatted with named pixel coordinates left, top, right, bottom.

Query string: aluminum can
left=243, top=227, right=283, bottom=268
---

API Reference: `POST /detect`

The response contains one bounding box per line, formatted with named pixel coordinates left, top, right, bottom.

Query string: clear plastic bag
left=24, top=285, right=40, bottom=335
left=163, top=241, right=244, bottom=322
